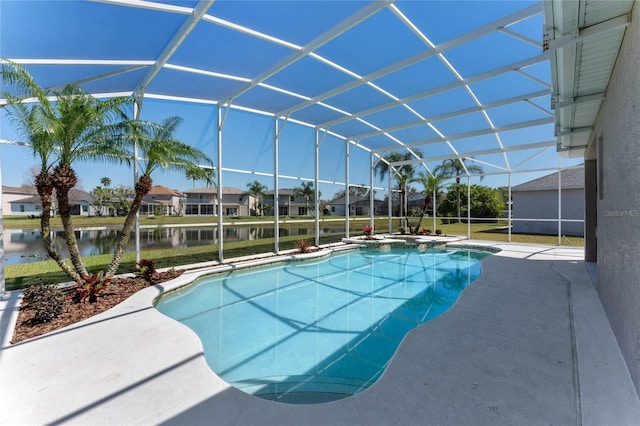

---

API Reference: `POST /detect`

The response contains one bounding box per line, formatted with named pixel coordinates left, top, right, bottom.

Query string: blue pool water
left=155, top=247, right=490, bottom=404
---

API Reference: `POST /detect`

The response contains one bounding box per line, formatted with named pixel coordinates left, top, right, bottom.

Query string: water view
left=2, top=226, right=344, bottom=265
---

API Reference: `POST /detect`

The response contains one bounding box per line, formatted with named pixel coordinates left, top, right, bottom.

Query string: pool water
left=155, top=248, right=490, bottom=404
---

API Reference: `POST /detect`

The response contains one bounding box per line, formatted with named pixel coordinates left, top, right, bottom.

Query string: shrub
left=22, top=284, right=66, bottom=323
left=437, top=184, right=505, bottom=220
left=135, top=259, right=156, bottom=281
left=295, top=239, right=310, bottom=253
left=363, top=225, right=373, bottom=237
left=435, top=229, right=442, bottom=235
left=75, top=272, right=111, bottom=304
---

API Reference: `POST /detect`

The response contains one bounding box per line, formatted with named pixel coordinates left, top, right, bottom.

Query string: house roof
left=407, top=193, right=427, bottom=203
left=68, top=189, right=94, bottom=202
left=147, top=185, right=183, bottom=196
left=8, top=195, right=41, bottom=205
left=142, top=199, right=173, bottom=206
left=9, top=188, right=93, bottom=204
left=512, top=166, right=584, bottom=192
left=265, top=188, right=295, bottom=196
left=2, top=185, right=38, bottom=196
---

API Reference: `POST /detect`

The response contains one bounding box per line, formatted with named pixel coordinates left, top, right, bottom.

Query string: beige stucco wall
left=589, top=0, right=640, bottom=394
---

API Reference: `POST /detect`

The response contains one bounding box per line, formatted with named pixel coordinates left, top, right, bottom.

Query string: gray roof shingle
left=512, top=166, right=584, bottom=192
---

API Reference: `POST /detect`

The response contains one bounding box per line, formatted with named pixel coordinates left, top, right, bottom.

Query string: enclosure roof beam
left=134, top=0, right=215, bottom=98
left=386, top=140, right=555, bottom=168
left=319, top=53, right=549, bottom=129
left=277, top=2, right=542, bottom=117
left=220, top=0, right=393, bottom=106
left=352, top=90, right=549, bottom=141
left=373, top=117, right=554, bottom=154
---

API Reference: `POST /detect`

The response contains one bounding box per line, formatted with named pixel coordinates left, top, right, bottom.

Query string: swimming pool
left=155, top=247, right=490, bottom=404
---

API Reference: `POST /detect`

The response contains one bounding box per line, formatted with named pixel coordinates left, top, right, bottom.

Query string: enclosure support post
left=432, top=185, right=436, bottom=234
left=369, top=151, right=374, bottom=230
left=345, top=140, right=350, bottom=239
left=133, top=97, right=142, bottom=265
left=558, top=162, right=562, bottom=246
left=467, top=176, right=471, bottom=240
left=216, top=104, right=224, bottom=261
left=274, top=117, right=280, bottom=253
left=508, top=172, right=512, bottom=243
left=388, top=171, right=392, bottom=233
left=314, top=130, right=320, bottom=247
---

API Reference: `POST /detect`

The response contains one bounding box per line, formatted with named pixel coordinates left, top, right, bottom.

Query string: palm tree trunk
left=36, top=177, right=81, bottom=283
left=52, top=164, right=88, bottom=278
left=106, top=175, right=152, bottom=278
left=412, top=194, right=431, bottom=233
left=55, top=189, right=88, bottom=277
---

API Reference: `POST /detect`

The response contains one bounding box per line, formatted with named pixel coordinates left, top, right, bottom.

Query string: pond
left=1, top=226, right=345, bottom=265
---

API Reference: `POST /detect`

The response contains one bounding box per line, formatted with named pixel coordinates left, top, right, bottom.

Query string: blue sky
left=0, top=0, right=583, bottom=200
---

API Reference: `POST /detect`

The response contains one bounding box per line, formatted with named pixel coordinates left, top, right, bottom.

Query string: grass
left=4, top=217, right=584, bottom=291
left=1, top=214, right=371, bottom=230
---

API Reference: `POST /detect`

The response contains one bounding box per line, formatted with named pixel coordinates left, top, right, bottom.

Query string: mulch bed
left=9, top=247, right=333, bottom=345
left=11, top=269, right=184, bottom=344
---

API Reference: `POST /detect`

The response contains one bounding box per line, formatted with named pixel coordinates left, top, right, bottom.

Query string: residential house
left=328, top=195, right=384, bottom=216
left=183, top=187, right=252, bottom=217
left=406, top=193, right=429, bottom=216
left=263, top=189, right=313, bottom=216
left=138, top=186, right=184, bottom=216
left=2, top=185, right=93, bottom=217
left=2, top=185, right=39, bottom=217
left=511, top=167, right=584, bottom=237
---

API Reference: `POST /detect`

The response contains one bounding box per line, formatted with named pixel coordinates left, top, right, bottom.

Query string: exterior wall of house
left=512, top=188, right=584, bottom=236
left=185, top=193, right=214, bottom=216
left=184, top=192, right=252, bottom=216
left=141, top=193, right=183, bottom=216
left=2, top=189, right=39, bottom=216
left=263, top=194, right=308, bottom=216
left=330, top=203, right=345, bottom=216
left=221, top=193, right=251, bottom=216
left=8, top=201, right=40, bottom=216
left=71, top=202, right=90, bottom=216
left=588, top=0, right=640, bottom=393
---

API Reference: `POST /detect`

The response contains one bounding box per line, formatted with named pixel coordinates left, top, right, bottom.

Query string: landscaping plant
left=22, top=284, right=66, bottom=323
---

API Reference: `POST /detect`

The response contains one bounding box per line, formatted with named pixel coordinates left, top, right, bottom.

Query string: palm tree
left=1, top=61, right=84, bottom=281
left=294, top=181, right=317, bottom=216
left=100, top=176, right=111, bottom=188
left=412, top=171, right=444, bottom=232
left=47, top=84, right=133, bottom=278
left=435, top=158, right=484, bottom=223
left=105, top=116, right=213, bottom=277
left=245, top=180, right=268, bottom=216
left=373, top=149, right=423, bottom=229
left=186, top=166, right=214, bottom=189
left=3, top=63, right=136, bottom=281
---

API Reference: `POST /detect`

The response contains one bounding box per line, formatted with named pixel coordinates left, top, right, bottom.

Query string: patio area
left=1, top=241, right=638, bottom=425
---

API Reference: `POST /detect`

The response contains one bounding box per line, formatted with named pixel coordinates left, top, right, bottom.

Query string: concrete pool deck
left=1, top=241, right=639, bottom=425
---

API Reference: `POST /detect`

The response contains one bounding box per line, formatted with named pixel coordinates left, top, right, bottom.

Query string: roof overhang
left=544, top=0, right=634, bottom=157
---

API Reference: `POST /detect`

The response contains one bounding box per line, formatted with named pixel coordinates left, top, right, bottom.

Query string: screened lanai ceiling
left=0, top=0, right=634, bottom=178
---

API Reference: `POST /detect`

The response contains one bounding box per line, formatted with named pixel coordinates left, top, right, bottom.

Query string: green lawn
left=1, top=214, right=372, bottom=229
left=3, top=216, right=583, bottom=291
